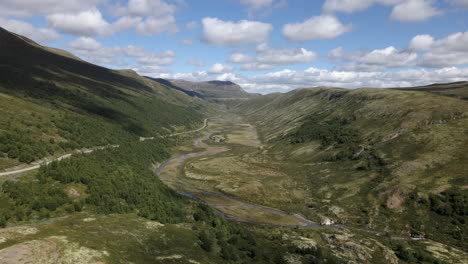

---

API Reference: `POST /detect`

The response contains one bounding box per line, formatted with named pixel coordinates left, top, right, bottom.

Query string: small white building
left=321, top=218, right=334, bottom=226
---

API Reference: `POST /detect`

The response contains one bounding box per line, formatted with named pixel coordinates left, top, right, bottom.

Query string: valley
left=0, top=27, right=467, bottom=263
left=156, top=114, right=320, bottom=227
left=156, top=111, right=468, bottom=262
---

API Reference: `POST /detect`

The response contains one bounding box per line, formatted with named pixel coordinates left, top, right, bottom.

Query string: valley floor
left=157, top=115, right=319, bottom=227
left=1, top=113, right=467, bottom=264
left=155, top=112, right=468, bottom=263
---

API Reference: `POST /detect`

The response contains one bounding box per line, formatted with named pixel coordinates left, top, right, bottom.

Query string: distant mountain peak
left=206, top=80, right=236, bottom=85
left=149, top=78, right=259, bottom=101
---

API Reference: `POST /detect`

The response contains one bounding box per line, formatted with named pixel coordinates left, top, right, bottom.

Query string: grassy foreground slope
left=0, top=27, right=206, bottom=169
left=234, top=84, right=468, bottom=249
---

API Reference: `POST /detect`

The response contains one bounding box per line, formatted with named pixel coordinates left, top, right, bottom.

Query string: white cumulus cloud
left=323, top=0, right=375, bottom=13
left=228, top=53, right=254, bottom=63
left=69, top=36, right=102, bottom=50
left=407, top=34, right=435, bottom=51
left=331, top=31, right=468, bottom=69
left=257, top=47, right=317, bottom=65
left=201, top=17, right=273, bottom=46
left=109, top=0, right=179, bottom=36
left=282, top=15, right=352, bottom=41
left=0, top=0, right=104, bottom=17
left=137, top=50, right=175, bottom=66
left=112, top=16, right=142, bottom=32
left=390, top=0, right=442, bottom=22
left=228, top=45, right=317, bottom=71
left=0, top=17, right=59, bottom=43
left=208, top=63, right=235, bottom=74
left=240, top=63, right=274, bottom=71
left=110, top=0, right=175, bottom=17
left=329, top=46, right=418, bottom=71
left=68, top=37, right=175, bottom=66
left=46, top=8, right=112, bottom=36
left=420, top=31, right=468, bottom=67
left=69, top=37, right=121, bottom=64
left=135, top=16, right=178, bottom=35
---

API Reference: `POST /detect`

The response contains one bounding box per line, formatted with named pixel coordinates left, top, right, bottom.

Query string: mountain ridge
left=149, top=77, right=260, bottom=101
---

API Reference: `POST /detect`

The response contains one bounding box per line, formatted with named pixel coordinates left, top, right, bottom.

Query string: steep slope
left=149, top=78, right=259, bottom=102
left=234, top=85, right=468, bottom=248
left=0, top=27, right=206, bottom=169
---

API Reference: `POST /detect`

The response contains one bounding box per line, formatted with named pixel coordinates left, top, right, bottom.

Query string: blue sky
left=1, top=0, right=468, bottom=93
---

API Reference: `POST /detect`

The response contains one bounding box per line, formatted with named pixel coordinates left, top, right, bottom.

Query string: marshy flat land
left=157, top=114, right=317, bottom=227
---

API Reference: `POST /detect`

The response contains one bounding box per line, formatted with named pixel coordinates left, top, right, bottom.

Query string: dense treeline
left=1, top=138, right=187, bottom=225
left=0, top=96, right=203, bottom=164
left=393, top=243, right=445, bottom=264
left=0, top=131, right=52, bottom=163
left=192, top=204, right=285, bottom=263
left=0, top=180, right=77, bottom=227
left=288, top=114, right=389, bottom=173
left=428, top=188, right=467, bottom=242
left=0, top=112, right=136, bottom=164
left=404, top=188, right=467, bottom=248
left=290, top=114, right=359, bottom=146
left=54, top=114, right=135, bottom=150
left=37, top=139, right=186, bottom=223
left=429, top=189, right=468, bottom=217
left=191, top=204, right=346, bottom=264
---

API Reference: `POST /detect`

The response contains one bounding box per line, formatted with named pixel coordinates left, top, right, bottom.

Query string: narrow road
left=169, top=118, right=208, bottom=136
left=0, top=119, right=209, bottom=176
left=0, top=147, right=109, bottom=176
left=0, top=153, right=75, bottom=176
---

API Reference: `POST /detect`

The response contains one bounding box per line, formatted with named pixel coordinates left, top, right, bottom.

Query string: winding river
left=155, top=133, right=323, bottom=228
left=154, top=132, right=468, bottom=256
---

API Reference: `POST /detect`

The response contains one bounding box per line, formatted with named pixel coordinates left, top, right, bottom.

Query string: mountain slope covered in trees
left=0, top=27, right=207, bottom=169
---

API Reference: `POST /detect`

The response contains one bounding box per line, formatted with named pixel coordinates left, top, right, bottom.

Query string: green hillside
left=0, top=26, right=209, bottom=227
left=0, top=27, right=206, bottom=169
left=234, top=84, right=468, bottom=249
